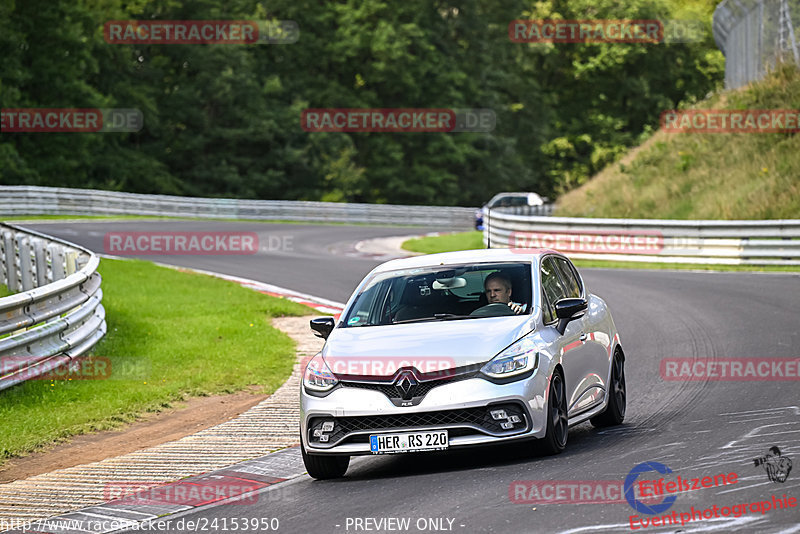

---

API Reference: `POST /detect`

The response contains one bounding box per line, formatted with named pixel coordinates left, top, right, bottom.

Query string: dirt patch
left=0, top=387, right=269, bottom=484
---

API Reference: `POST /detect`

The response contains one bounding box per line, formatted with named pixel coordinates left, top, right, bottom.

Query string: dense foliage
left=0, top=0, right=723, bottom=205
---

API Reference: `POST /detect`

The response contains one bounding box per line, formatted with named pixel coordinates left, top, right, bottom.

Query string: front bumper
left=300, top=373, right=549, bottom=455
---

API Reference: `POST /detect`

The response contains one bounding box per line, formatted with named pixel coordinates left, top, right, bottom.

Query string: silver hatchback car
left=300, top=249, right=626, bottom=479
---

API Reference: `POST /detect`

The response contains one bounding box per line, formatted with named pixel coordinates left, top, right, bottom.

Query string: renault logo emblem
left=395, top=370, right=418, bottom=400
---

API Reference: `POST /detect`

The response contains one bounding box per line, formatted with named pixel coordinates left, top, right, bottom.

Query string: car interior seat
left=394, top=276, right=437, bottom=322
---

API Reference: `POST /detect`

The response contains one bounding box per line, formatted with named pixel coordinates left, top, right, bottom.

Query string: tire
left=590, top=351, right=626, bottom=428
left=301, top=442, right=350, bottom=480
left=539, top=369, right=568, bottom=455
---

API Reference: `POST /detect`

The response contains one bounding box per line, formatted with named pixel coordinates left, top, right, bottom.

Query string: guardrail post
left=49, top=244, right=66, bottom=281
left=0, top=231, right=8, bottom=289
left=19, top=237, right=35, bottom=291
left=33, top=239, right=47, bottom=287
left=5, top=233, right=20, bottom=293
left=65, top=251, right=78, bottom=276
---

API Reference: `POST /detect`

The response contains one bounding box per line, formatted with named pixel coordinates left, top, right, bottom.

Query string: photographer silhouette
left=753, top=446, right=792, bottom=483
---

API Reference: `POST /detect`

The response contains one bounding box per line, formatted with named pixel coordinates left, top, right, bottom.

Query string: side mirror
left=555, top=298, right=587, bottom=335
left=310, top=317, right=335, bottom=339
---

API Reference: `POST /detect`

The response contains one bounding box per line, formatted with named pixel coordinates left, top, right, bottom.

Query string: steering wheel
left=469, top=302, right=517, bottom=317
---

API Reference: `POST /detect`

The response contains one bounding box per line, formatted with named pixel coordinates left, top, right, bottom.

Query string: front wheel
left=538, top=370, right=568, bottom=455
left=590, top=351, right=626, bottom=428
left=301, top=442, right=350, bottom=480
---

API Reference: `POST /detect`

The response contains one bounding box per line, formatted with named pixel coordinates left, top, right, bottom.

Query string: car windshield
left=342, top=262, right=533, bottom=327
left=491, top=196, right=529, bottom=208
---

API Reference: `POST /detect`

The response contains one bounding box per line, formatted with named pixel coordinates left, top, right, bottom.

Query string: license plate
left=369, top=430, right=449, bottom=454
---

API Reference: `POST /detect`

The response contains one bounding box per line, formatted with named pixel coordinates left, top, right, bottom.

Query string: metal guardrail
left=0, top=185, right=476, bottom=230
left=488, top=204, right=555, bottom=217
left=484, top=209, right=800, bottom=265
left=713, top=0, right=799, bottom=89
left=0, top=223, right=106, bottom=391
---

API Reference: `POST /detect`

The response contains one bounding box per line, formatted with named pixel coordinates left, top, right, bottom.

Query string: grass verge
left=0, top=258, right=313, bottom=464
left=402, top=231, right=484, bottom=254
left=401, top=232, right=800, bottom=272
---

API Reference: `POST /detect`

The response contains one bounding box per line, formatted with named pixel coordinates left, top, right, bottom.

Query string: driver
left=484, top=273, right=524, bottom=314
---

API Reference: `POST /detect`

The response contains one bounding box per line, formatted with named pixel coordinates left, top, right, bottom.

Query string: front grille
left=341, top=381, right=398, bottom=398
left=308, top=402, right=529, bottom=448
left=339, top=369, right=479, bottom=405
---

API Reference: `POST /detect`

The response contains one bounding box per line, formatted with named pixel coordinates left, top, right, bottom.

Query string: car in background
left=475, top=192, right=548, bottom=230
left=300, top=248, right=626, bottom=479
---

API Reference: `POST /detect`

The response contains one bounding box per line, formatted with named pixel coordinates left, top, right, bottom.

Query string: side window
left=540, top=257, right=567, bottom=323
left=553, top=257, right=581, bottom=299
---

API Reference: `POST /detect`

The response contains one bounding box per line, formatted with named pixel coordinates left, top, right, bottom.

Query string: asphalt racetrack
left=23, top=221, right=800, bottom=533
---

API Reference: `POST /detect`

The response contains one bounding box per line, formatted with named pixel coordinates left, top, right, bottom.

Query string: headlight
left=481, top=336, right=539, bottom=378
left=303, top=353, right=339, bottom=392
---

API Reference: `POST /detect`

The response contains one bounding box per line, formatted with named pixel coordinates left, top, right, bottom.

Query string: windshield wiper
left=434, top=314, right=476, bottom=320
left=393, top=314, right=477, bottom=324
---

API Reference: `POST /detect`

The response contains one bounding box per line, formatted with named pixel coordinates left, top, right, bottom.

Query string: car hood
left=322, top=316, right=535, bottom=379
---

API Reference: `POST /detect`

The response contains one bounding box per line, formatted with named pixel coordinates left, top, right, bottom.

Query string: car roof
left=372, top=248, right=561, bottom=273
left=488, top=191, right=543, bottom=200
left=489, top=192, right=537, bottom=197
left=485, top=192, right=545, bottom=208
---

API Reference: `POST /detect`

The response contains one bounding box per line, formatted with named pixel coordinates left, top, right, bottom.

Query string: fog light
left=322, top=421, right=335, bottom=432
left=508, top=415, right=521, bottom=423
left=319, top=435, right=329, bottom=443
left=490, top=409, right=508, bottom=420
left=501, top=422, right=514, bottom=430
left=313, top=429, right=323, bottom=437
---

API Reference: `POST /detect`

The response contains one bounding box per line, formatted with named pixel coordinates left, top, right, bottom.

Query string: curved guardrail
left=485, top=209, right=800, bottom=265
left=0, top=185, right=476, bottom=230
left=0, top=223, right=106, bottom=391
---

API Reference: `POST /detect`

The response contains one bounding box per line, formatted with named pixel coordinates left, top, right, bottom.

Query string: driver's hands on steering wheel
left=508, top=302, right=523, bottom=314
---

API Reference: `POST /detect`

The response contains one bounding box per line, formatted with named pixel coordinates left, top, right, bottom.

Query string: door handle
left=579, top=332, right=588, bottom=342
